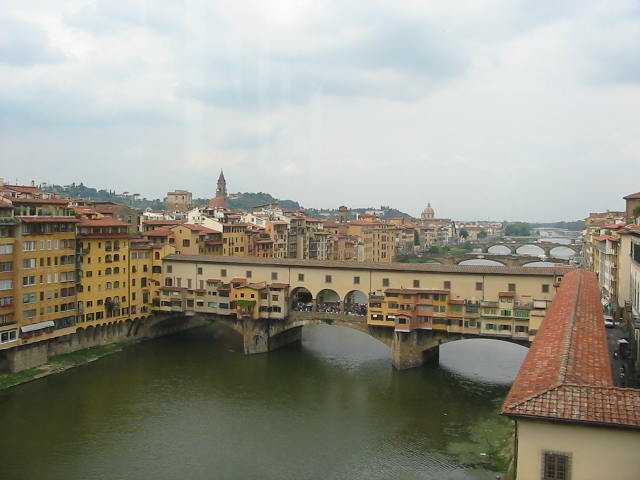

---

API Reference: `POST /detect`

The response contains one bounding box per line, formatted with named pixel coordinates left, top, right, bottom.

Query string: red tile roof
left=20, top=217, right=78, bottom=223
left=593, top=235, right=619, bottom=242
left=623, top=192, right=640, bottom=199
left=144, top=227, right=172, bottom=237
left=143, top=220, right=185, bottom=225
left=11, top=198, right=69, bottom=205
left=77, top=218, right=129, bottom=227
left=502, top=269, right=640, bottom=429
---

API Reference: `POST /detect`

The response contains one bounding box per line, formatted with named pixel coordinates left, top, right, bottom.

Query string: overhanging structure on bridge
left=157, top=255, right=572, bottom=369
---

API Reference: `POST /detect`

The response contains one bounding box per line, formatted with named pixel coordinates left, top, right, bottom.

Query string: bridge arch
left=457, top=258, right=506, bottom=267
left=344, top=289, right=368, bottom=317
left=290, top=286, right=313, bottom=311
left=549, top=246, right=578, bottom=259
left=515, top=244, right=545, bottom=256
left=316, top=288, right=340, bottom=313
left=486, top=244, right=514, bottom=255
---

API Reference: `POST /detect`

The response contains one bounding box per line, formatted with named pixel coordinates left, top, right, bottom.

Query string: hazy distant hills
left=42, top=183, right=582, bottom=228
left=43, top=183, right=411, bottom=219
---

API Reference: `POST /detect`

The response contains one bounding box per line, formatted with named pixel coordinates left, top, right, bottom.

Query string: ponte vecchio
left=158, top=255, right=570, bottom=369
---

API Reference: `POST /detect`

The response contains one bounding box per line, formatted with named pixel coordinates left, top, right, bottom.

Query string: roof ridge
left=506, top=383, right=563, bottom=409
left=558, top=271, right=582, bottom=384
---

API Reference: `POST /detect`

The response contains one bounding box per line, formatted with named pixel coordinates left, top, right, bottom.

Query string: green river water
left=0, top=323, right=527, bottom=480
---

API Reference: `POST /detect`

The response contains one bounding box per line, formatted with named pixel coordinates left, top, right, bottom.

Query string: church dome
left=421, top=203, right=434, bottom=220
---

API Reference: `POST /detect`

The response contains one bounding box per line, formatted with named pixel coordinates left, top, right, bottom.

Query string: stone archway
left=344, top=290, right=368, bottom=317
left=316, top=289, right=340, bottom=313
left=290, top=287, right=313, bottom=312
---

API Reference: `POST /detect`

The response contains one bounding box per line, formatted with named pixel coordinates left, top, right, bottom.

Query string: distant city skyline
left=1, top=1, right=639, bottom=221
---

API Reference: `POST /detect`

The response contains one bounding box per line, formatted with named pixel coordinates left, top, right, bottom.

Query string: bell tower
left=216, top=170, right=227, bottom=200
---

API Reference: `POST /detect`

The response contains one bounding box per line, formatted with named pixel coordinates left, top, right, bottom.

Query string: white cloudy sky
left=1, top=0, right=639, bottom=221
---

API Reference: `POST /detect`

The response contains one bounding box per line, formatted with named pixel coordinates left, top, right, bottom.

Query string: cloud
left=0, top=16, right=65, bottom=66
left=280, top=162, right=302, bottom=176
left=221, top=130, right=277, bottom=150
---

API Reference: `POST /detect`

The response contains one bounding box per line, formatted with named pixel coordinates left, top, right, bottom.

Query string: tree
left=477, top=230, right=488, bottom=239
left=460, top=228, right=469, bottom=239
left=633, top=205, right=640, bottom=218
left=505, top=223, right=531, bottom=236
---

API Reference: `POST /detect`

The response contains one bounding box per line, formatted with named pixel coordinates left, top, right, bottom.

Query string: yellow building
left=222, top=223, right=247, bottom=256
left=76, top=218, right=131, bottom=328
left=1, top=198, right=79, bottom=355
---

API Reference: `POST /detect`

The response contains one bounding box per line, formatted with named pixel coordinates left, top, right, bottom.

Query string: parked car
left=604, top=315, right=615, bottom=328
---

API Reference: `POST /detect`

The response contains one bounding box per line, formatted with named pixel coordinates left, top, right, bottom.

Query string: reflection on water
left=0, top=324, right=525, bottom=480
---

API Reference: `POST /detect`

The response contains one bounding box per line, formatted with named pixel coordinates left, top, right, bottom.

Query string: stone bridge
left=199, top=311, right=530, bottom=370
left=413, top=253, right=571, bottom=267
left=476, top=241, right=581, bottom=256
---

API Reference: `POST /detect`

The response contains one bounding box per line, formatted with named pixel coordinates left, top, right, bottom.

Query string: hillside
left=41, top=183, right=412, bottom=218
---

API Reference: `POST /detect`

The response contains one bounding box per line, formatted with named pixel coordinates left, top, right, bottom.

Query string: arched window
left=106, top=282, right=112, bottom=290
left=105, top=268, right=112, bottom=275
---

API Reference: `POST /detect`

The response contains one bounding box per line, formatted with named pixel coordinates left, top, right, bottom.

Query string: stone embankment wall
left=1, top=314, right=208, bottom=373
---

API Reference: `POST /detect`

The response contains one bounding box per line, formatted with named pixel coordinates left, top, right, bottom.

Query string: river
left=0, top=324, right=528, bottom=480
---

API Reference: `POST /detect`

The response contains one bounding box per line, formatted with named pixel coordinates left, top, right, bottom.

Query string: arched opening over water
left=487, top=245, right=511, bottom=255
left=344, top=290, right=368, bottom=317
left=523, top=261, right=558, bottom=268
left=458, top=259, right=506, bottom=266
left=515, top=244, right=544, bottom=256
left=316, top=289, right=341, bottom=313
left=302, top=324, right=391, bottom=366
left=291, top=286, right=313, bottom=311
left=439, top=338, right=529, bottom=384
left=549, top=246, right=576, bottom=259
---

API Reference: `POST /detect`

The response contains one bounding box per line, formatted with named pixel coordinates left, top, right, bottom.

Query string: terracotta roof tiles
left=502, top=269, right=640, bottom=429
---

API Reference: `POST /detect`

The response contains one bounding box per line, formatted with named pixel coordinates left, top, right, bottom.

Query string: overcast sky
left=1, top=0, right=639, bottom=221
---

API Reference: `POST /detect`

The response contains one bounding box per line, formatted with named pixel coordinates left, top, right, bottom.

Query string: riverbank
left=0, top=343, right=127, bottom=391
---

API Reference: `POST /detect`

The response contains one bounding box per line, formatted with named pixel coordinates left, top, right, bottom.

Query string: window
left=197, top=267, right=203, bottom=275
left=23, top=241, right=36, bottom=251
left=0, top=329, right=17, bottom=344
left=167, top=265, right=173, bottom=273
left=325, top=275, right=332, bottom=283
left=543, top=452, right=569, bottom=480
left=476, top=282, right=483, bottom=291
left=183, top=239, right=190, bottom=247
left=354, top=276, right=360, bottom=285
left=22, top=258, right=36, bottom=269
left=221, top=269, right=227, bottom=277
left=23, top=293, right=37, bottom=304
left=271, top=272, right=278, bottom=280
left=272, top=295, right=279, bottom=301
left=246, top=270, right=252, bottom=279
left=382, top=278, right=389, bottom=287
left=298, top=273, right=304, bottom=281
left=22, top=276, right=36, bottom=287
left=443, top=281, right=451, bottom=289
left=0, top=244, right=13, bottom=255
left=413, top=279, right=419, bottom=288
left=508, top=283, right=516, bottom=292
left=542, top=284, right=550, bottom=293
left=0, top=261, right=12, bottom=273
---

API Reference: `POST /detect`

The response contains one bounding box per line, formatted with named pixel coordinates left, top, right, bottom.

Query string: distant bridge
left=413, top=253, right=572, bottom=267
left=476, top=241, right=580, bottom=256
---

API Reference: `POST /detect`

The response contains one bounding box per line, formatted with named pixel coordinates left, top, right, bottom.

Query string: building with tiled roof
left=624, top=191, right=640, bottom=222
left=502, top=269, right=640, bottom=480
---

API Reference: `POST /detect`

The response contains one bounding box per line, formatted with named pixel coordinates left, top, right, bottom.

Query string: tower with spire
left=216, top=170, right=227, bottom=200
left=208, top=169, right=228, bottom=209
